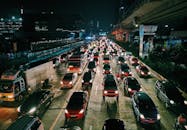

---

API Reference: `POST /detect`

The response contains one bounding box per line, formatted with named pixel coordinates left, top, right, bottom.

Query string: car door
left=132, top=95, right=139, bottom=117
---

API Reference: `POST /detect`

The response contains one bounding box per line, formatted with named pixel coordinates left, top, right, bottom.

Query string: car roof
left=7, top=115, right=38, bottom=130
left=104, top=119, right=125, bottom=130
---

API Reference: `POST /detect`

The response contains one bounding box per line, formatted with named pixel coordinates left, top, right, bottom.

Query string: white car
left=124, top=51, right=132, bottom=60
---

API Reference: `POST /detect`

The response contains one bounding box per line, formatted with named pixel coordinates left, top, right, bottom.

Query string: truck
left=0, top=61, right=55, bottom=102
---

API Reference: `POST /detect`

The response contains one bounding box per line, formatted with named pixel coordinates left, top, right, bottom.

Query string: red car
left=136, top=64, right=151, bottom=77
left=103, top=74, right=119, bottom=101
left=65, top=91, right=88, bottom=121
left=129, top=57, right=139, bottom=66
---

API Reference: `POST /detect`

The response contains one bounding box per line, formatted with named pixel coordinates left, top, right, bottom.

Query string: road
left=0, top=46, right=178, bottom=130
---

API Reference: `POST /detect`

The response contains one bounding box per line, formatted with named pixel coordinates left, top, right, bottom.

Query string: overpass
left=120, top=0, right=187, bottom=35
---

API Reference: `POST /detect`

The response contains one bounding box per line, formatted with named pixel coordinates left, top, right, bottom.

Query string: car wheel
left=103, top=96, right=105, bottom=101
left=116, top=96, right=119, bottom=102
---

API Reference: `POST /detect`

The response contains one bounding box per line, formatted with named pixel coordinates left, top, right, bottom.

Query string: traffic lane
left=0, top=106, right=18, bottom=130
left=129, top=63, right=176, bottom=130
left=41, top=60, right=89, bottom=130
left=83, top=55, right=138, bottom=130
left=83, top=61, right=112, bottom=130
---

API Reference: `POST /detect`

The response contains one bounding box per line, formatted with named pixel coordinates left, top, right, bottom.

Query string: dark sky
left=0, top=0, right=120, bottom=31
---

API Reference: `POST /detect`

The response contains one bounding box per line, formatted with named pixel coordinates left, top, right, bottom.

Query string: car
left=60, top=73, right=78, bottom=89
left=155, top=80, right=187, bottom=114
left=132, top=91, right=160, bottom=125
left=124, top=51, right=132, bottom=60
left=87, top=61, right=96, bottom=72
left=124, top=77, right=142, bottom=96
left=93, top=52, right=99, bottom=59
left=103, top=55, right=110, bottom=64
left=103, top=74, right=119, bottom=101
left=82, top=71, right=93, bottom=89
left=136, top=64, right=151, bottom=77
left=17, top=90, right=54, bottom=117
left=120, top=63, right=132, bottom=78
left=65, top=91, right=88, bottom=121
left=102, top=119, right=126, bottom=130
left=117, top=56, right=125, bottom=64
left=7, top=115, right=44, bottom=130
left=93, top=57, right=99, bottom=65
left=103, top=64, right=111, bottom=74
left=129, top=57, right=139, bottom=66
left=67, top=61, right=82, bottom=74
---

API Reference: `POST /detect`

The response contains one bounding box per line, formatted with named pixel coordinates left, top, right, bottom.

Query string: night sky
left=0, top=0, right=120, bottom=31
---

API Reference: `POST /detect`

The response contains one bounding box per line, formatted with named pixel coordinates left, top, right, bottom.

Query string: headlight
left=60, top=81, right=63, bottom=84
left=128, top=88, right=132, bottom=92
left=148, top=72, right=151, bottom=75
left=69, top=81, right=72, bottom=84
left=140, top=114, right=145, bottom=119
left=82, top=80, right=84, bottom=83
left=115, top=91, right=119, bottom=94
left=89, top=80, right=92, bottom=83
left=122, top=72, right=124, bottom=74
left=104, top=91, right=108, bottom=94
left=157, top=114, right=161, bottom=120
left=79, top=109, right=84, bottom=114
left=17, top=106, right=21, bottom=112
left=141, top=71, right=144, bottom=75
left=170, top=100, right=175, bottom=104
left=29, top=107, right=36, bottom=114
left=7, top=95, right=14, bottom=98
left=65, top=109, right=68, bottom=114
left=67, top=68, right=70, bottom=71
left=184, top=100, right=187, bottom=105
left=139, top=88, right=142, bottom=91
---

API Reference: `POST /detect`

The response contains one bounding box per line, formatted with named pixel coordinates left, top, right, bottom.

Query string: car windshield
left=121, top=64, right=129, bottom=71
left=165, top=86, right=181, bottom=97
left=68, top=62, right=80, bottom=67
left=0, top=80, right=13, bottom=93
left=104, top=80, right=117, bottom=90
left=128, top=79, right=140, bottom=89
left=83, top=72, right=91, bottom=80
left=103, top=64, right=110, bottom=70
left=139, top=96, right=155, bottom=111
left=141, top=66, right=149, bottom=72
left=118, top=57, right=124, bottom=61
left=88, top=62, right=95, bottom=68
left=63, top=73, right=73, bottom=80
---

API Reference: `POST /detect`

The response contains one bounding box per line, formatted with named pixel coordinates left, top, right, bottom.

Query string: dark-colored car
left=136, top=64, right=151, bottom=77
left=129, top=57, right=139, bottom=66
left=132, top=92, right=160, bottom=125
left=124, top=77, right=142, bottom=96
left=7, top=115, right=44, bottom=130
left=103, top=64, right=111, bottom=74
left=93, top=57, right=99, bottom=65
left=60, top=73, right=78, bottom=89
left=103, top=74, right=119, bottom=101
left=65, top=91, right=88, bottom=120
left=103, top=55, right=110, bottom=64
left=102, top=119, right=126, bottom=130
left=155, top=80, right=187, bottom=114
left=120, top=63, right=132, bottom=78
left=82, top=71, right=93, bottom=88
left=17, top=90, right=54, bottom=117
left=117, top=56, right=125, bottom=64
left=87, top=61, right=96, bottom=72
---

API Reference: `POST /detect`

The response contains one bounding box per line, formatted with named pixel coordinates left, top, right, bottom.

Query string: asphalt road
left=0, top=48, right=178, bottom=130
